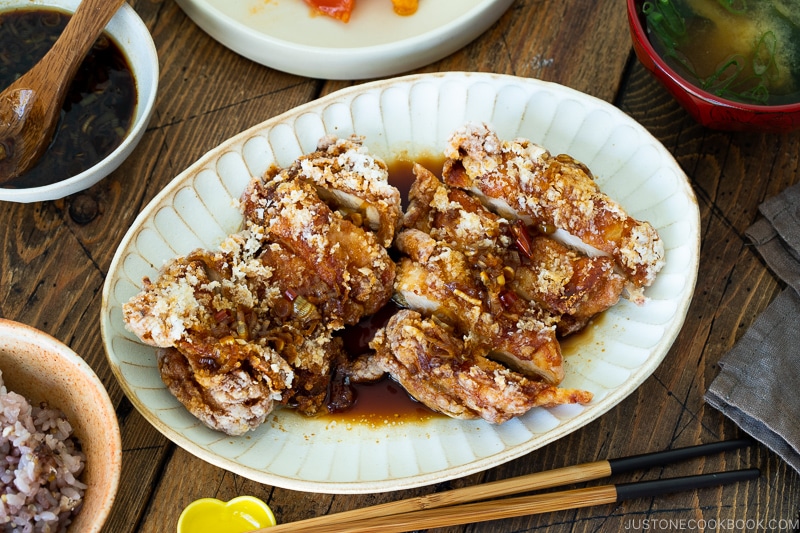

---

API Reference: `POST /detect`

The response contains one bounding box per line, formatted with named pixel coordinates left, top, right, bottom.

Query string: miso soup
left=642, top=0, right=800, bottom=105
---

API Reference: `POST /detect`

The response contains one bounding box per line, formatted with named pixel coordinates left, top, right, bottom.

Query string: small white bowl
left=0, top=318, right=122, bottom=533
left=0, top=0, right=159, bottom=203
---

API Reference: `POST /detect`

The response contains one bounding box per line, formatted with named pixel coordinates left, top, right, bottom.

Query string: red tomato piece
left=304, top=0, right=355, bottom=22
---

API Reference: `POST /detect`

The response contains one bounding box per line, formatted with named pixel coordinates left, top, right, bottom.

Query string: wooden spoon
left=0, top=0, right=127, bottom=184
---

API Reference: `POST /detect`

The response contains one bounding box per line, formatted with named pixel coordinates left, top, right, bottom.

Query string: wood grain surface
left=1, top=0, right=798, bottom=531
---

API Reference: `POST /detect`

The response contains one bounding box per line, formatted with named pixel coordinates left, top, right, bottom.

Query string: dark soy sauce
left=0, top=8, right=137, bottom=189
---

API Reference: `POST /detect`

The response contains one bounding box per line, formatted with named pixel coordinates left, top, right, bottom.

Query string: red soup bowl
left=626, top=0, right=800, bottom=133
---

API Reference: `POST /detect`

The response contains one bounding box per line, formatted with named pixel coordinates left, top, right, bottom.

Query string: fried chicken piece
left=283, top=135, right=403, bottom=248
left=123, top=191, right=392, bottom=431
left=122, top=246, right=279, bottom=349
left=168, top=334, right=293, bottom=434
left=124, top=135, right=402, bottom=434
left=512, top=234, right=625, bottom=336
left=241, top=172, right=396, bottom=327
left=370, top=310, right=592, bottom=423
left=403, top=163, right=510, bottom=254
left=120, top=241, right=297, bottom=437
left=122, top=246, right=298, bottom=435
left=402, top=164, right=624, bottom=335
left=223, top=233, right=351, bottom=417
left=158, top=347, right=283, bottom=436
left=257, top=238, right=366, bottom=333
left=266, top=327, right=345, bottom=416
left=394, top=228, right=564, bottom=384
left=442, top=123, right=665, bottom=300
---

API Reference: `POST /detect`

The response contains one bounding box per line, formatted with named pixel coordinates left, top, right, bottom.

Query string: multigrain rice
left=0, top=371, right=86, bottom=533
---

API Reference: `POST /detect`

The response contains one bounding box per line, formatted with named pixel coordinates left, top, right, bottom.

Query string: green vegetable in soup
left=642, top=0, right=800, bottom=105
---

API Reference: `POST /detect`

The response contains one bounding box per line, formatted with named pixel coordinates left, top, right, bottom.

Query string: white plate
left=174, top=0, right=514, bottom=79
left=101, top=72, right=700, bottom=494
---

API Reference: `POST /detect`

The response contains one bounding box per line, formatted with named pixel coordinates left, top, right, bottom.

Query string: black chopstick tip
left=608, top=438, right=755, bottom=475
left=615, top=468, right=760, bottom=502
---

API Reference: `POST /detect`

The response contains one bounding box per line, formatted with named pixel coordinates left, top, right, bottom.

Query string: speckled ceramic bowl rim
left=0, top=318, right=121, bottom=533
left=0, top=0, right=159, bottom=203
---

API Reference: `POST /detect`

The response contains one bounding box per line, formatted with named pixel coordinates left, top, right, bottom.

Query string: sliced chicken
left=157, top=346, right=283, bottom=437
left=283, top=135, right=403, bottom=248
left=124, top=135, right=401, bottom=435
left=512, top=234, right=626, bottom=335
left=370, top=310, right=592, bottom=424
left=393, top=228, right=564, bottom=384
left=442, top=122, right=665, bottom=300
left=403, top=163, right=510, bottom=254
left=241, top=171, right=395, bottom=327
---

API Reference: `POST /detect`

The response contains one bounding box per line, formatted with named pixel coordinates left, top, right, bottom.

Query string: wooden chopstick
left=257, top=438, right=753, bottom=533
left=263, top=469, right=759, bottom=533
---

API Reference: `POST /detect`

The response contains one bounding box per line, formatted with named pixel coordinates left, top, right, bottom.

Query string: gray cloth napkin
left=705, top=182, right=800, bottom=473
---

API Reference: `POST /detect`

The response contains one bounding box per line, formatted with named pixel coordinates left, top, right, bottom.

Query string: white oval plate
left=101, top=72, right=700, bottom=494
left=174, top=0, right=514, bottom=79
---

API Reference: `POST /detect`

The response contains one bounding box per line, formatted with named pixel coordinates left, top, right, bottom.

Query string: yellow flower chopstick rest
left=177, top=496, right=276, bottom=533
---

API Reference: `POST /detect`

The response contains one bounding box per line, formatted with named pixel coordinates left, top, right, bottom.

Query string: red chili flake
left=511, top=220, right=533, bottom=258
left=498, top=289, right=519, bottom=309
left=284, top=288, right=298, bottom=302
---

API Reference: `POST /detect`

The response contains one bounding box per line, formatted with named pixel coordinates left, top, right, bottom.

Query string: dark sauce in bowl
left=0, top=8, right=137, bottom=189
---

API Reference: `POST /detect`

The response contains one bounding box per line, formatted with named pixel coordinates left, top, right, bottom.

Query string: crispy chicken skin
left=157, top=347, right=278, bottom=436
left=281, top=135, right=402, bottom=248
left=401, top=164, right=624, bottom=339
left=241, top=174, right=396, bottom=328
left=123, top=135, right=401, bottom=435
left=393, top=228, right=565, bottom=384
left=123, top=247, right=297, bottom=435
left=442, top=123, right=665, bottom=300
left=403, top=163, right=510, bottom=254
left=123, top=246, right=280, bottom=351
left=512, top=235, right=625, bottom=336
left=370, top=310, right=592, bottom=423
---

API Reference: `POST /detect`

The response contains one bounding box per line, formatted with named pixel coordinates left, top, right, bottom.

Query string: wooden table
left=2, top=0, right=799, bottom=531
